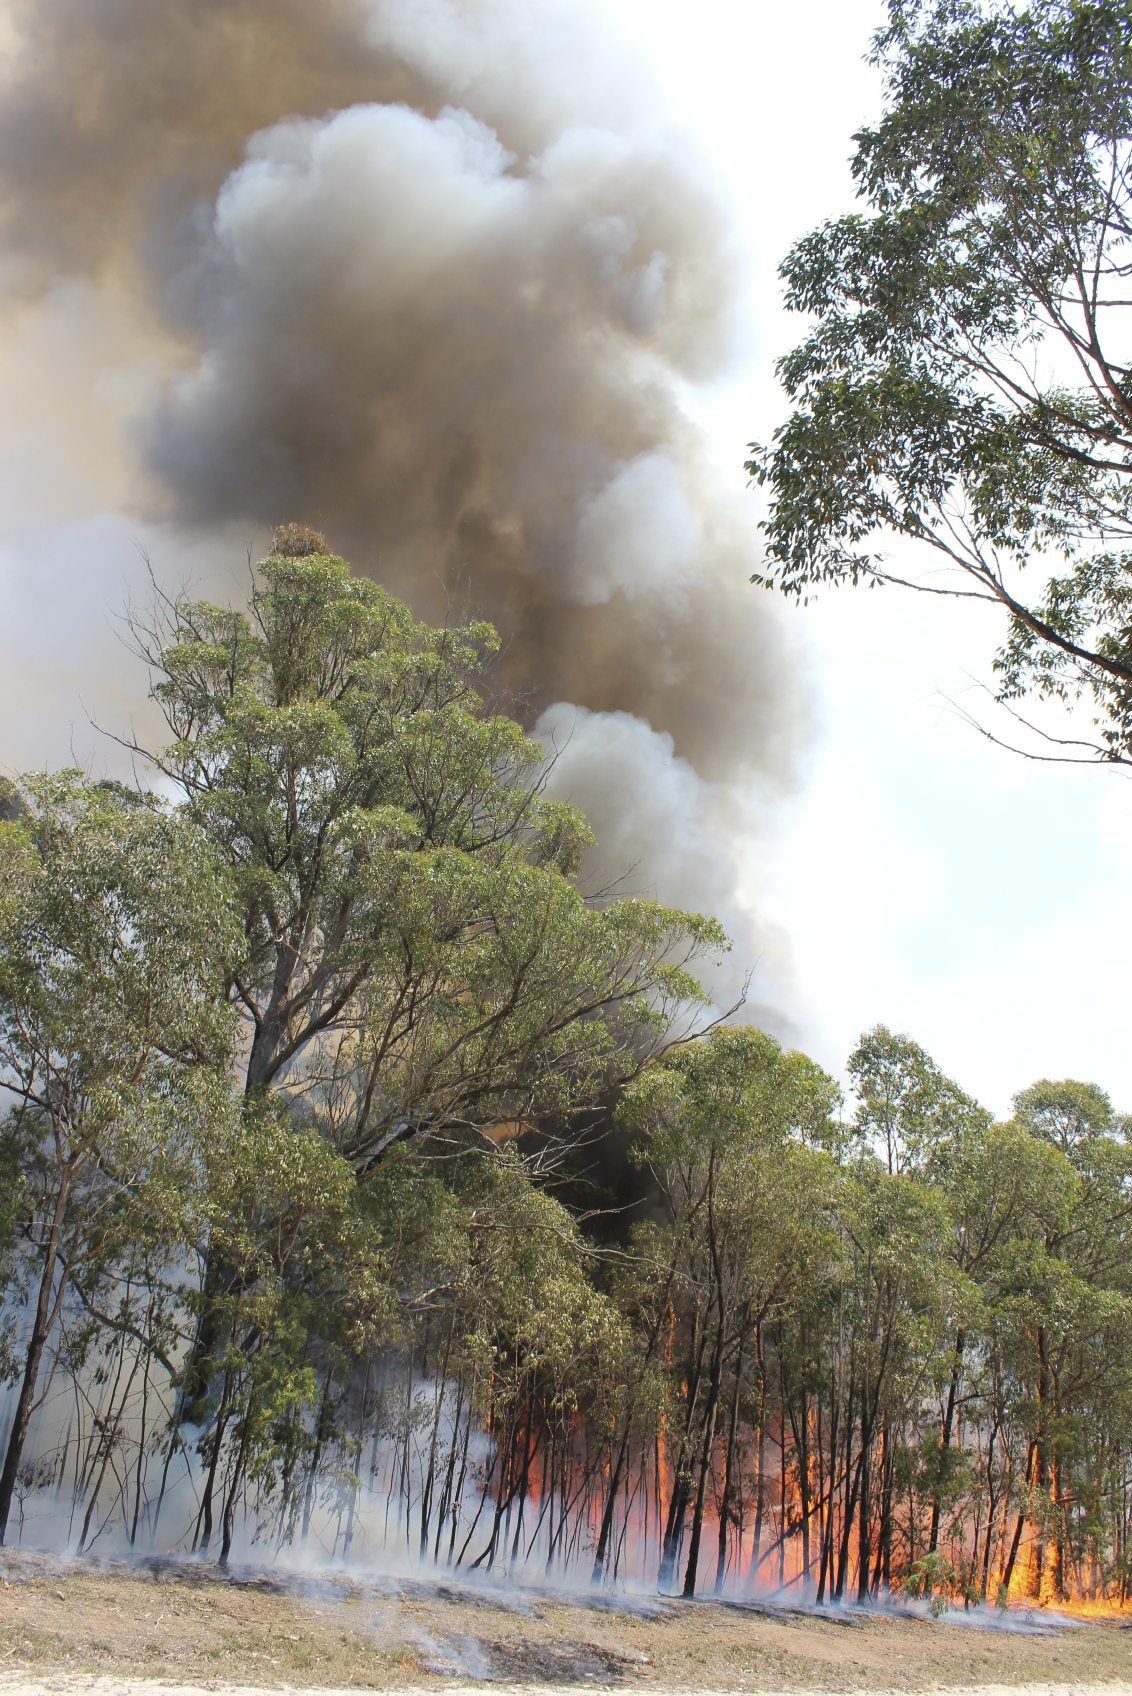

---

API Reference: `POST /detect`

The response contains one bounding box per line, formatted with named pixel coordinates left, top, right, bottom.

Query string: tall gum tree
left=847, top=1026, right=991, bottom=1560
left=617, top=1027, right=840, bottom=1597
left=126, top=526, right=726, bottom=1419
left=994, top=1080, right=1132, bottom=1600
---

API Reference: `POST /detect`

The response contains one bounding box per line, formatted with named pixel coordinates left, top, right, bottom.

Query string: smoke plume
left=0, top=0, right=805, bottom=1020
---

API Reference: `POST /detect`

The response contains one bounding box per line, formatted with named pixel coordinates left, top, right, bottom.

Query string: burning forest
left=2, top=0, right=1132, bottom=1661
left=1, top=534, right=1131, bottom=1616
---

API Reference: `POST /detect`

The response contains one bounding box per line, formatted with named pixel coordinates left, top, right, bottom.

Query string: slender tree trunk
left=1025, top=1335, right=1049, bottom=1601
left=928, top=1329, right=965, bottom=1555
left=659, top=1311, right=708, bottom=1590
left=592, top=1427, right=632, bottom=1585
left=1002, top=1439, right=1038, bottom=1596
left=301, top=1366, right=336, bottom=1546
left=435, top=1374, right=468, bottom=1564
left=816, top=1369, right=838, bottom=1605
left=342, top=1352, right=374, bottom=1562
left=683, top=1315, right=725, bottom=1598
left=78, top=1345, right=144, bottom=1553
left=419, top=1315, right=456, bottom=1562
left=0, top=1167, right=73, bottom=1545
left=749, top=1348, right=769, bottom=1590
left=856, top=1426, right=872, bottom=1604
left=194, top=1362, right=236, bottom=1557
left=835, top=1443, right=865, bottom=1601
left=833, top=1393, right=860, bottom=1601
left=714, top=1320, right=748, bottom=1594
left=219, top=1404, right=255, bottom=1568
left=1048, top=1436, right=1065, bottom=1603
left=508, top=1399, right=539, bottom=1571
left=870, top=1419, right=893, bottom=1594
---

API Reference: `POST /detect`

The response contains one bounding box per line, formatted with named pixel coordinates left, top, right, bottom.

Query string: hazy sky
left=608, top=0, right=1132, bottom=1117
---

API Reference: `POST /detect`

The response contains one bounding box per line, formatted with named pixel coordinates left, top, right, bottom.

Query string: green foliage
left=202, top=1097, right=398, bottom=1358
left=2, top=536, right=1131, bottom=1595
left=849, top=1023, right=991, bottom=1174
left=1012, top=1077, right=1131, bottom=1153
left=454, top=1148, right=633, bottom=1429
left=902, top=1550, right=971, bottom=1613
left=0, top=774, right=244, bottom=1537
left=0, top=773, right=240, bottom=1265
left=750, top=0, right=1132, bottom=761
left=138, top=539, right=723, bottom=1159
left=621, top=1027, right=842, bottom=1329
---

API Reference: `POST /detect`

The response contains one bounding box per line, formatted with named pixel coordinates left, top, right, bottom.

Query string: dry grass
left=1, top=1550, right=1131, bottom=1692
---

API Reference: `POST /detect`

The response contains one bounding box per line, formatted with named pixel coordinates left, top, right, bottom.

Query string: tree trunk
left=714, top=1319, right=748, bottom=1594
left=928, top=1329, right=966, bottom=1555
left=1024, top=1333, right=1049, bottom=1601
left=301, top=1366, right=336, bottom=1545
left=0, top=1167, right=73, bottom=1544
left=659, top=1301, right=709, bottom=1590
left=683, top=1313, right=725, bottom=1598
left=219, top=1404, right=255, bottom=1568
left=855, top=1436, right=872, bottom=1604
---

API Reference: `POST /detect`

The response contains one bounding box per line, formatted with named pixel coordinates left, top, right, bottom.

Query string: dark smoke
left=0, top=0, right=805, bottom=1020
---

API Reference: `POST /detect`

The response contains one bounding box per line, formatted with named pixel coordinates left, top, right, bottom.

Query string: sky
left=606, top=0, right=1132, bottom=1117
left=1, top=0, right=1128, bottom=1123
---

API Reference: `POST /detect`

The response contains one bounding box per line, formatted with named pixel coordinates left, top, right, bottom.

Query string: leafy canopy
left=849, top=1023, right=991, bottom=1175
left=132, top=528, right=725, bottom=1165
left=749, top=0, right=1132, bottom=762
left=0, top=772, right=239, bottom=1168
left=0, top=775, right=241, bottom=1409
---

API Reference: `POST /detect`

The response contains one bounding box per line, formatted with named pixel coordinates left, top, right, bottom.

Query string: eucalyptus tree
left=437, top=1149, right=631, bottom=1577
left=619, top=1026, right=839, bottom=1596
left=991, top=1080, right=1132, bottom=1599
left=750, top=0, right=1132, bottom=763
left=175, top=1095, right=410, bottom=1566
left=136, top=526, right=721, bottom=1142
left=847, top=1026, right=992, bottom=1560
left=921, top=1117, right=1063, bottom=1571
left=822, top=1164, right=955, bottom=1601
left=849, top=1025, right=991, bottom=1176
left=0, top=775, right=240, bottom=1543
left=132, top=526, right=723, bottom=1415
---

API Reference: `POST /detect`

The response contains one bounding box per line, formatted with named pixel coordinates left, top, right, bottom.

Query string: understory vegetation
left=1, top=529, right=1130, bottom=1609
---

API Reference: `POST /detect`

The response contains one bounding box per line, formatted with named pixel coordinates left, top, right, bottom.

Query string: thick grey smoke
left=0, top=0, right=805, bottom=1020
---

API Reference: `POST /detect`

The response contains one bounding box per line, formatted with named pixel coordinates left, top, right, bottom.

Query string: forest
left=1, top=527, right=1129, bottom=1613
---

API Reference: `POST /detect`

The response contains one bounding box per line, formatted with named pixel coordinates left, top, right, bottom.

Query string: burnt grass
left=1, top=1547, right=1131, bottom=1691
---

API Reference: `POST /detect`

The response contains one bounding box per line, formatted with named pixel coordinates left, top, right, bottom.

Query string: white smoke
left=537, top=704, right=797, bottom=1027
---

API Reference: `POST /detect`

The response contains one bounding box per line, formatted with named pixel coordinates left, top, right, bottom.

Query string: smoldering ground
left=1, top=1545, right=1118, bottom=1696
left=0, top=0, right=807, bottom=1020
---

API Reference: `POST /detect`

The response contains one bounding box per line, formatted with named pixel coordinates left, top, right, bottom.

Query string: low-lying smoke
left=0, top=0, right=805, bottom=1014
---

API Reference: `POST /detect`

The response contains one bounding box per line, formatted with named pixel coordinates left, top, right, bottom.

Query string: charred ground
left=2, top=1551, right=1132, bottom=1693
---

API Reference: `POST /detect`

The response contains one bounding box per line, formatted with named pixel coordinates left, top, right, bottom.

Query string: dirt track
left=2, top=1551, right=1132, bottom=1693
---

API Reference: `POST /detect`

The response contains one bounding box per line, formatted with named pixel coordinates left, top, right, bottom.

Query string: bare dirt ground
left=1, top=1550, right=1131, bottom=1694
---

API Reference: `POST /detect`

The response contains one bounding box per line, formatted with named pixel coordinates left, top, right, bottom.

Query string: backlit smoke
left=536, top=705, right=791, bottom=1020
left=0, top=0, right=804, bottom=1012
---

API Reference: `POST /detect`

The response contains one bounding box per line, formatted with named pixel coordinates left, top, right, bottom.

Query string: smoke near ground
left=0, top=0, right=805, bottom=1019
left=4, top=1550, right=1121, bottom=1696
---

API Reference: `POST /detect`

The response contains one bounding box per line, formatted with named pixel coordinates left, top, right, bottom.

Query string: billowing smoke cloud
left=0, top=0, right=806, bottom=1024
left=536, top=704, right=792, bottom=1023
